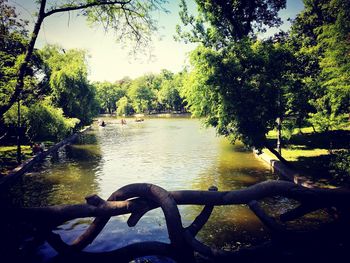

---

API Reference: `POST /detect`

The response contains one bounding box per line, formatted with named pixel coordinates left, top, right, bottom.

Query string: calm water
left=10, top=117, right=279, bottom=262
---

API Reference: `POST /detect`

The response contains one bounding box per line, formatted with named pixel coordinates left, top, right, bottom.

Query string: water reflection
left=8, top=118, right=280, bottom=261
left=7, top=132, right=102, bottom=207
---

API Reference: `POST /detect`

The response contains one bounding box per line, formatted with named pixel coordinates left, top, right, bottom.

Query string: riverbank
left=0, top=126, right=91, bottom=190
left=254, top=149, right=317, bottom=187
left=257, top=127, right=350, bottom=188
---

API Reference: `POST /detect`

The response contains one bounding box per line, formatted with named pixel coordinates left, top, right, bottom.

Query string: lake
left=8, top=117, right=278, bottom=262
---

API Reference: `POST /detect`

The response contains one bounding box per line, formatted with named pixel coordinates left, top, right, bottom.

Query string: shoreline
left=0, top=126, right=91, bottom=191
left=254, top=149, right=318, bottom=188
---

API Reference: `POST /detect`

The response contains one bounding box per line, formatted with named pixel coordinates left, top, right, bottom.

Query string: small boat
left=135, top=118, right=144, bottom=122
left=98, top=119, right=106, bottom=127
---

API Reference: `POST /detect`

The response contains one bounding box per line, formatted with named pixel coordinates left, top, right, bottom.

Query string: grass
left=0, top=145, right=33, bottom=176
left=270, top=147, right=329, bottom=162
left=265, top=126, right=350, bottom=186
left=0, top=141, right=55, bottom=176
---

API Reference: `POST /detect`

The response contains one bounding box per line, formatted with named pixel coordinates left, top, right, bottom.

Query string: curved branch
left=8, top=181, right=350, bottom=229
left=248, top=200, right=286, bottom=233
left=64, top=183, right=191, bottom=261
left=44, top=0, right=132, bottom=18
left=185, top=186, right=217, bottom=236
left=48, top=232, right=174, bottom=262
left=4, top=180, right=350, bottom=262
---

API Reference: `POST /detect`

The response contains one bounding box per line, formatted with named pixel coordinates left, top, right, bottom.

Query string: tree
left=158, top=78, right=182, bottom=112
left=178, top=0, right=299, bottom=162
left=0, top=0, right=167, bottom=117
left=41, top=45, right=98, bottom=125
left=3, top=99, right=79, bottom=142
left=0, top=0, right=28, bottom=107
left=291, top=0, right=350, bottom=131
left=0, top=0, right=45, bottom=118
left=116, top=96, right=133, bottom=116
left=128, top=76, right=156, bottom=113
left=176, top=0, right=286, bottom=47
left=182, top=41, right=297, bottom=152
left=95, top=81, right=126, bottom=114
left=0, top=0, right=47, bottom=162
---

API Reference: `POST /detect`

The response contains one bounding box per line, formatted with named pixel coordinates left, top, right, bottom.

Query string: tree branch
left=4, top=181, right=350, bottom=262
left=44, top=0, right=132, bottom=18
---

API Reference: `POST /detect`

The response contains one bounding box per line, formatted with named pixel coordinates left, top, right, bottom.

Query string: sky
left=10, top=0, right=304, bottom=82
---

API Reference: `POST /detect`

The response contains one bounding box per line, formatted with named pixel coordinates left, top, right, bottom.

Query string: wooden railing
left=3, top=180, right=350, bottom=262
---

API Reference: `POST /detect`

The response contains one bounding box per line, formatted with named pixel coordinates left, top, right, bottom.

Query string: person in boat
left=121, top=118, right=127, bottom=125
left=98, top=120, right=106, bottom=127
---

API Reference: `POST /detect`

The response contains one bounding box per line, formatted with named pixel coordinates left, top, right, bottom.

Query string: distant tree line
left=93, top=69, right=187, bottom=116
left=0, top=0, right=348, bottom=163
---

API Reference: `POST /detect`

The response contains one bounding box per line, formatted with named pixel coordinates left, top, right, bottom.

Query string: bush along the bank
left=330, top=149, right=350, bottom=183
left=3, top=100, right=80, bottom=143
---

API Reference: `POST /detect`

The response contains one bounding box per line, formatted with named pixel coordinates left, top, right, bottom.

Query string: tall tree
left=178, top=0, right=298, bottom=162
left=291, top=0, right=350, bottom=131
left=0, top=0, right=167, bottom=117
left=41, top=45, right=98, bottom=125
left=0, top=0, right=44, bottom=116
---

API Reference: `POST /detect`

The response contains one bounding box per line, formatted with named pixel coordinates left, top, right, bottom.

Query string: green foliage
left=3, top=102, right=28, bottom=128
left=3, top=99, right=79, bottom=141
left=0, top=0, right=44, bottom=111
left=116, top=96, right=133, bottom=116
left=308, top=110, right=348, bottom=133
left=176, top=0, right=309, bottom=149
left=127, top=76, right=156, bottom=113
left=157, top=77, right=183, bottom=111
left=178, top=0, right=349, bottom=153
left=330, top=150, right=350, bottom=182
left=292, top=0, right=350, bottom=131
left=176, top=0, right=286, bottom=46
left=182, top=39, right=300, bottom=148
left=94, top=81, right=126, bottom=114
left=40, top=45, right=99, bottom=124
left=26, top=100, right=79, bottom=141
left=93, top=71, right=187, bottom=116
left=0, top=0, right=27, bottom=96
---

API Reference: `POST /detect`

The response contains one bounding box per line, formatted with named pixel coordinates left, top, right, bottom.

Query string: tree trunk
left=276, top=116, right=282, bottom=155
left=264, top=143, right=292, bottom=168
left=16, top=99, right=21, bottom=163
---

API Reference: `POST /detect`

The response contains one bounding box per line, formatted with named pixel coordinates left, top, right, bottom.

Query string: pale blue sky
left=10, top=0, right=304, bottom=82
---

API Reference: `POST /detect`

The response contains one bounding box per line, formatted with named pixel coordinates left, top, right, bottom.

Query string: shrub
left=26, top=101, right=80, bottom=141
left=330, top=149, right=350, bottom=182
